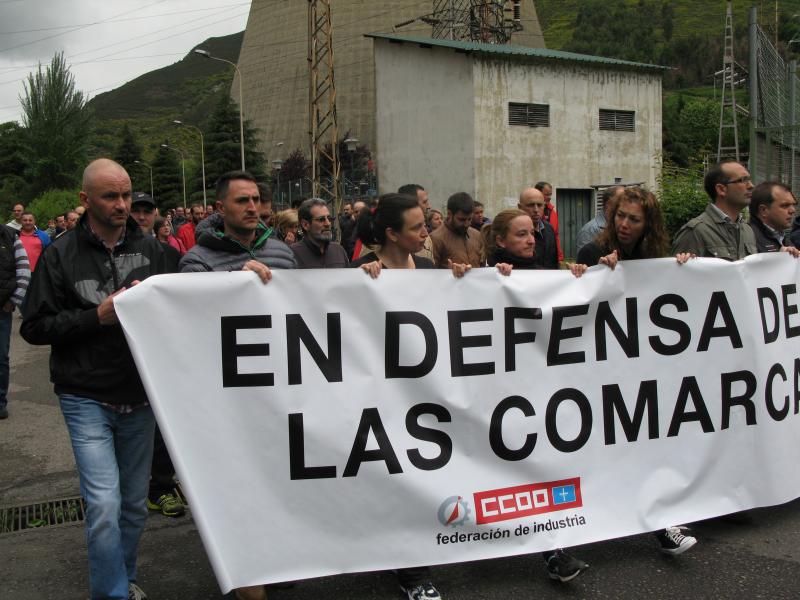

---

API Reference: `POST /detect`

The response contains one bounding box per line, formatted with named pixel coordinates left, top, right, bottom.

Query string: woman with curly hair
left=577, top=187, right=698, bottom=558
left=576, top=187, right=672, bottom=266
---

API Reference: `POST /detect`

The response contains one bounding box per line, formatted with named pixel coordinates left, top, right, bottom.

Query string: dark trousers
left=396, top=566, right=432, bottom=588
left=149, top=424, right=176, bottom=499
left=0, top=310, right=11, bottom=409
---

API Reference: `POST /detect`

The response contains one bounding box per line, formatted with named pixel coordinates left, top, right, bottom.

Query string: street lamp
left=173, top=119, right=207, bottom=208
left=343, top=137, right=359, bottom=198
left=133, top=160, right=154, bottom=199
left=161, top=144, right=187, bottom=209
left=194, top=48, right=246, bottom=171
left=272, top=158, right=283, bottom=207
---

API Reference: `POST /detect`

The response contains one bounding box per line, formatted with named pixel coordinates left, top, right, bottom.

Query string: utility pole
left=308, top=0, right=342, bottom=221
left=398, top=1, right=522, bottom=45
left=717, top=1, right=744, bottom=162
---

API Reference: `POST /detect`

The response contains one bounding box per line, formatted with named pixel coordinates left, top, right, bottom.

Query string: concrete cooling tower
left=235, top=1, right=545, bottom=160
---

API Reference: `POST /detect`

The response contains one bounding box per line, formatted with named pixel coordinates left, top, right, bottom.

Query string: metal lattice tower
left=308, top=0, right=341, bottom=212
left=717, top=1, right=744, bottom=162
left=398, top=1, right=523, bottom=44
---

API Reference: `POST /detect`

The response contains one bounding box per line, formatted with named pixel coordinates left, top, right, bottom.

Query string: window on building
left=599, top=109, right=635, bottom=132
left=508, top=102, right=550, bottom=128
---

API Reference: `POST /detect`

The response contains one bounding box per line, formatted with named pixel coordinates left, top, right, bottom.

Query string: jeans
left=59, top=394, right=155, bottom=600
left=0, top=310, right=11, bottom=409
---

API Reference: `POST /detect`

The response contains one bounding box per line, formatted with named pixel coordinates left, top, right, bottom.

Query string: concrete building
left=235, top=1, right=545, bottom=162
left=369, top=34, right=666, bottom=258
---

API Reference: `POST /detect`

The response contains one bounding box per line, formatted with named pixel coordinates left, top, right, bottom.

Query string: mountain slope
left=88, top=31, right=243, bottom=159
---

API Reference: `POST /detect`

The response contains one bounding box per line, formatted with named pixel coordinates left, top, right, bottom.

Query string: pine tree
left=204, top=94, right=265, bottom=187
left=151, top=141, right=182, bottom=209
left=114, top=124, right=147, bottom=193
left=20, top=52, right=91, bottom=196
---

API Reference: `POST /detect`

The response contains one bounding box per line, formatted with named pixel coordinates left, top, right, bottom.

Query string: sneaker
left=656, top=526, right=697, bottom=555
left=128, top=582, right=148, bottom=600
left=399, top=582, right=441, bottom=600
left=147, top=493, right=185, bottom=517
left=234, top=585, right=267, bottom=600
left=545, top=549, right=589, bottom=582
left=0, top=407, right=7, bottom=419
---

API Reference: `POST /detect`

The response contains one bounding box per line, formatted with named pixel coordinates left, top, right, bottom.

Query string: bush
left=27, top=189, right=79, bottom=227
left=658, top=169, right=708, bottom=239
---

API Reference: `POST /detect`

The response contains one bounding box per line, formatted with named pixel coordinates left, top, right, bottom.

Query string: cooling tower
left=235, top=1, right=545, bottom=160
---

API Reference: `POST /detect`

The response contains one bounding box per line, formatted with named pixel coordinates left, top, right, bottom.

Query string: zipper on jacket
left=108, top=247, right=120, bottom=290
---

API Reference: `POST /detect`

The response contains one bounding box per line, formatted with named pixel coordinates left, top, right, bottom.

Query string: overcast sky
left=0, top=0, right=250, bottom=123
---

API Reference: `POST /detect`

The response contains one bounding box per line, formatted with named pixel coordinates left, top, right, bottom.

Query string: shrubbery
left=658, top=168, right=708, bottom=239
left=26, top=189, right=79, bottom=226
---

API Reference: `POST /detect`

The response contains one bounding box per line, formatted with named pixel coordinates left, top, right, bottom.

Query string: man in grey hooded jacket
left=180, top=171, right=296, bottom=276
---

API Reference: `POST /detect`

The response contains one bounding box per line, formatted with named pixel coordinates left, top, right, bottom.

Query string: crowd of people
left=3, top=157, right=799, bottom=600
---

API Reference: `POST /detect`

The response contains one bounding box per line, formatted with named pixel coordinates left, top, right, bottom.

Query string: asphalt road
left=1, top=322, right=799, bottom=600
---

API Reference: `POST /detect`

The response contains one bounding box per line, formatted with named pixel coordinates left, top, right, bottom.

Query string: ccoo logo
left=437, top=495, right=471, bottom=527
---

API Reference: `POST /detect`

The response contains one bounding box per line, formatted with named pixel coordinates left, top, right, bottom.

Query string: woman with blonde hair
left=482, top=209, right=587, bottom=277
left=274, top=209, right=299, bottom=245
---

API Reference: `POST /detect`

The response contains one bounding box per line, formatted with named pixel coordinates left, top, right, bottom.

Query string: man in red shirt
left=18, top=212, right=51, bottom=271
left=176, top=204, right=204, bottom=251
left=534, top=181, right=564, bottom=262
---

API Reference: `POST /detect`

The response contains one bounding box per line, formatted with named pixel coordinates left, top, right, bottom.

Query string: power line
left=0, top=3, right=250, bottom=35
left=0, top=0, right=171, bottom=54
left=0, top=8, right=250, bottom=87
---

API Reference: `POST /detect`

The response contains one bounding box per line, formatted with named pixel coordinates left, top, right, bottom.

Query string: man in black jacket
left=21, top=158, right=167, bottom=600
left=749, top=181, right=798, bottom=253
left=518, top=186, right=559, bottom=269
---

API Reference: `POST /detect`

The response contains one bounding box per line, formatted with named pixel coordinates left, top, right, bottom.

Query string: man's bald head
left=82, top=158, right=129, bottom=193
left=79, top=159, right=133, bottom=238
left=518, top=187, right=546, bottom=224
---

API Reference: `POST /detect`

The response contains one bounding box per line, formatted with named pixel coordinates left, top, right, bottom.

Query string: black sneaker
left=128, top=582, right=148, bottom=600
left=545, top=549, right=589, bottom=582
left=399, top=582, right=441, bottom=600
left=0, top=406, right=7, bottom=419
left=656, top=526, right=697, bottom=555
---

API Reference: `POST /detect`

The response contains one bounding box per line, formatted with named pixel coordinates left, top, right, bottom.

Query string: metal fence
left=749, top=9, right=800, bottom=189
left=272, top=176, right=378, bottom=211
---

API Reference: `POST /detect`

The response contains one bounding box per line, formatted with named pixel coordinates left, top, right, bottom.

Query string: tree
left=151, top=141, right=182, bottom=209
left=281, top=148, right=310, bottom=182
left=204, top=94, right=265, bottom=187
left=662, top=95, right=724, bottom=167
left=0, top=122, right=28, bottom=214
left=20, top=52, right=91, bottom=197
left=114, top=123, right=148, bottom=193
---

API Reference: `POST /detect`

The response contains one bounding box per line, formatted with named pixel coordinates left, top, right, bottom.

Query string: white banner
left=116, top=254, right=800, bottom=592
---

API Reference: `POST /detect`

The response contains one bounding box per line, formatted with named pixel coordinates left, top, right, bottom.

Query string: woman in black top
left=576, top=187, right=692, bottom=267
left=578, top=188, right=699, bottom=558
left=352, top=192, right=468, bottom=600
left=482, top=209, right=587, bottom=278
left=353, top=193, right=470, bottom=277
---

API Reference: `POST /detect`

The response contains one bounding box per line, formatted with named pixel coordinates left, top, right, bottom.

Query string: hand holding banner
left=116, top=255, right=800, bottom=592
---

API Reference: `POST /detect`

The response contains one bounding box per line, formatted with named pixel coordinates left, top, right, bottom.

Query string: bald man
left=21, top=158, right=167, bottom=600
left=518, top=187, right=559, bottom=269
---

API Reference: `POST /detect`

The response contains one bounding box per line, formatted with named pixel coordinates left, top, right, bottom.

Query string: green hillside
left=88, top=31, right=243, bottom=160
left=537, top=0, right=800, bottom=52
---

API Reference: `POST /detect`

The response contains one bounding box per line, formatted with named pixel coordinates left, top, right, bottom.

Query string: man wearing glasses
left=672, top=162, right=759, bottom=260
left=291, top=197, right=350, bottom=268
